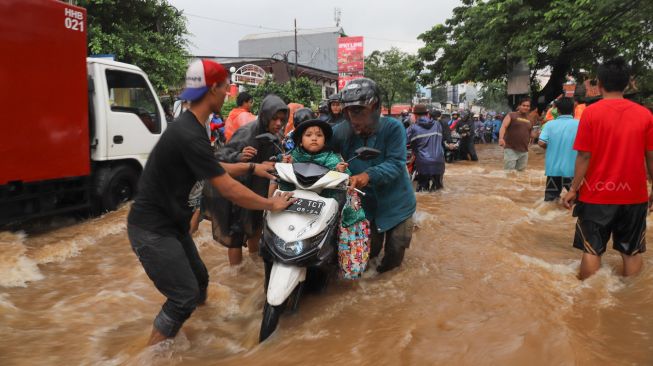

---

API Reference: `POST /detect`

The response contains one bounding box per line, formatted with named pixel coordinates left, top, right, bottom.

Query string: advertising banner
left=337, top=36, right=364, bottom=89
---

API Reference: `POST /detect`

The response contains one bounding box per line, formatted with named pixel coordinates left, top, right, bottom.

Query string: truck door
left=104, top=69, right=163, bottom=159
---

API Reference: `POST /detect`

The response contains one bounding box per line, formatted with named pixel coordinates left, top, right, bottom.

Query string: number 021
left=64, top=17, right=84, bottom=32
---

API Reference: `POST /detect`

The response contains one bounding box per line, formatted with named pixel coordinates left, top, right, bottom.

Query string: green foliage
left=632, top=69, right=653, bottom=108
left=284, top=78, right=322, bottom=109
left=248, top=77, right=322, bottom=112
left=365, top=48, right=419, bottom=112
left=79, top=0, right=189, bottom=93
left=430, top=85, right=448, bottom=105
left=477, top=80, right=511, bottom=112
left=417, top=0, right=653, bottom=105
left=221, top=99, right=237, bottom=119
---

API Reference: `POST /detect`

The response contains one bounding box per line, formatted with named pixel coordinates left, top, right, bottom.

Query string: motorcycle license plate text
left=285, top=198, right=325, bottom=215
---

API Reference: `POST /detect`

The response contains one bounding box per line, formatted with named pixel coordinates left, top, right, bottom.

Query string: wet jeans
left=416, top=174, right=444, bottom=192
left=459, top=137, right=478, bottom=161
left=370, top=217, right=415, bottom=273
left=128, top=225, right=208, bottom=338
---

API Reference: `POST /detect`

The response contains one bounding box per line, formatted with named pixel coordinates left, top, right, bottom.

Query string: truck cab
left=0, top=0, right=167, bottom=225
left=86, top=58, right=167, bottom=212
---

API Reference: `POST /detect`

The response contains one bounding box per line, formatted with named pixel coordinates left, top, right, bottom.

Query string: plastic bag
left=337, top=192, right=370, bottom=280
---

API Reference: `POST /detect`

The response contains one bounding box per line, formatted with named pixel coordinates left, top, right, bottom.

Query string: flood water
left=2, top=144, right=653, bottom=365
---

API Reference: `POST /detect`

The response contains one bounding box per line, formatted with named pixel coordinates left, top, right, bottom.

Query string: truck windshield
left=106, top=70, right=161, bottom=134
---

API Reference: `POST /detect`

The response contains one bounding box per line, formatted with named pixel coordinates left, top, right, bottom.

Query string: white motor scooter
left=255, top=133, right=379, bottom=342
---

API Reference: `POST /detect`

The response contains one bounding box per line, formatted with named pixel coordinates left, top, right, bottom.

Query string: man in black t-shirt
left=127, top=59, right=294, bottom=345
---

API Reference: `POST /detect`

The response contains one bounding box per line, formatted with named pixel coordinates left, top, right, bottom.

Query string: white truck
left=0, top=1, right=167, bottom=225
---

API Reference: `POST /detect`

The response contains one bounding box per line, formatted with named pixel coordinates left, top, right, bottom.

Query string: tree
left=477, top=80, right=511, bottom=112
left=284, top=77, right=323, bottom=108
left=365, top=48, right=419, bottom=112
left=220, top=99, right=237, bottom=119
left=79, top=0, right=189, bottom=92
left=247, top=77, right=322, bottom=112
left=431, top=85, right=448, bottom=105
left=417, top=0, right=653, bottom=108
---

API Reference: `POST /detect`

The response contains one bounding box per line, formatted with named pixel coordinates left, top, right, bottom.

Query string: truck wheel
left=96, top=166, right=139, bottom=212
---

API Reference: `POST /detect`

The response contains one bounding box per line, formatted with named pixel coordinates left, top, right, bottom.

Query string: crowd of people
left=127, top=60, right=416, bottom=345
left=126, top=57, right=653, bottom=347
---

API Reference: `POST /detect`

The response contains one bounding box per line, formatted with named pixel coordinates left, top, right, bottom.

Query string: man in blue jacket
left=331, top=78, right=417, bottom=273
left=407, top=104, right=447, bottom=191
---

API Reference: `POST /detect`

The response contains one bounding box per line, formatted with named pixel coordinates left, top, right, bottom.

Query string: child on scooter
left=272, top=119, right=370, bottom=279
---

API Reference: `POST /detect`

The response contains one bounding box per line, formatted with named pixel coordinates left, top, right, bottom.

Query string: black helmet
left=293, top=107, right=315, bottom=129
left=340, top=78, right=380, bottom=110
left=328, top=93, right=340, bottom=103
left=318, top=100, right=329, bottom=114
left=292, top=119, right=333, bottom=145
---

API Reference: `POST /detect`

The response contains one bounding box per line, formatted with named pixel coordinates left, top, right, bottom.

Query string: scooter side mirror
left=256, top=132, right=285, bottom=158
left=353, top=147, right=381, bottom=161
left=255, top=133, right=280, bottom=144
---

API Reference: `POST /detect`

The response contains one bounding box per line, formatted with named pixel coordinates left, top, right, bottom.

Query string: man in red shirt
left=563, top=58, right=653, bottom=280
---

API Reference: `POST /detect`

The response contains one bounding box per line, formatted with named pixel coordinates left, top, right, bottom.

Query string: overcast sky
left=167, top=0, right=461, bottom=57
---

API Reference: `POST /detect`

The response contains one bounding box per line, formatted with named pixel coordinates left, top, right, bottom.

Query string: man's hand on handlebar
left=269, top=191, right=296, bottom=212
left=348, top=172, right=370, bottom=192
left=252, top=162, right=276, bottom=180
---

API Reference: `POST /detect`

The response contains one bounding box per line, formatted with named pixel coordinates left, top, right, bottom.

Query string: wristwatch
left=248, top=162, right=256, bottom=175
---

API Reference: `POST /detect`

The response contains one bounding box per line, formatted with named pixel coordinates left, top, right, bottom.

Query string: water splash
left=0, top=232, right=44, bottom=287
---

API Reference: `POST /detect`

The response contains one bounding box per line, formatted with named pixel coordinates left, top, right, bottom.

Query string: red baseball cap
left=179, top=59, right=228, bottom=102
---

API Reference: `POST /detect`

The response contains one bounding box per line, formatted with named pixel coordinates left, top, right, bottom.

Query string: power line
left=184, top=12, right=290, bottom=32
left=185, top=13, right=421, bottom=46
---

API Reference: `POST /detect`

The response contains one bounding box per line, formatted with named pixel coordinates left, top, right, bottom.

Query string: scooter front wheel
left=259, top=300, right=286, bottom=342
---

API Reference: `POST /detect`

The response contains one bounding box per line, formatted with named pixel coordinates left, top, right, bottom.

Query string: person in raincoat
left=331, top=78, right=416, bottom=273
left=406, top=104, right=447, bottom=192
left=205, top=94, right=289, bottom=265
left=224, top=91, right=256, bottom=142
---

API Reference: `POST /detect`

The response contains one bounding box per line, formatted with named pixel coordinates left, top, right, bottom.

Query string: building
left=239, top=27, right=345, bottom=74
left=192, top=56, right=338, bottom=99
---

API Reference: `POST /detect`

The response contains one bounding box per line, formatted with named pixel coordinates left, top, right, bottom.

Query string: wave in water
left=0, top=232, right=44, bottom=287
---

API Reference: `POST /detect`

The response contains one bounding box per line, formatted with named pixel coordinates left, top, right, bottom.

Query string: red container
left=0, top=0, right=89, bottom=185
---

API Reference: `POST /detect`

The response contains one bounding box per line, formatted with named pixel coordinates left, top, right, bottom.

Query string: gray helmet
left=318, top=100, right=329, bottom=114
left=340, top=78, right=380, bottom=110
left=293, top=107, right=316, bottom=129
left=328, top=93, right=340, bottom=103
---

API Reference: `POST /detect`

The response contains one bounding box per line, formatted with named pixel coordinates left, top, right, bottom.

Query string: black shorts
left=572, top=202, right=647, bottom=256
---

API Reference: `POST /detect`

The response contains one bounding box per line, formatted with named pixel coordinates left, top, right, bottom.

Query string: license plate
left=285, top=198, right=325, bottom=215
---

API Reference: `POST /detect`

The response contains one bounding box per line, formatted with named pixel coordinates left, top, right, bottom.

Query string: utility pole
left=294, top=18, right=298, bottom=78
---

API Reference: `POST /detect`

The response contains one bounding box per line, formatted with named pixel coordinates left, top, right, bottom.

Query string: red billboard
left=338, top=75, right=362, bottom=90
left=338, top=36, right=364, bottom=89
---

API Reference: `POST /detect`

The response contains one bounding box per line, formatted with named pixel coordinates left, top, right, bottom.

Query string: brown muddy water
left=1, top=144, right=652, bottom=366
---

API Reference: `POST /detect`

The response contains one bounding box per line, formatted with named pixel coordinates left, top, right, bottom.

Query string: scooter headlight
left=270, top=229, right=329, bottom=257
